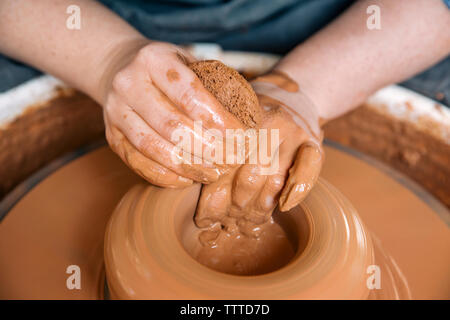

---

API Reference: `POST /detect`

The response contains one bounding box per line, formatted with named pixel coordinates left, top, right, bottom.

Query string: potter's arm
left=0, top=0, right=147, bottom=104
left=276, top=0, right=450, bottom=121
left=0, top=0, right=244, bottom=187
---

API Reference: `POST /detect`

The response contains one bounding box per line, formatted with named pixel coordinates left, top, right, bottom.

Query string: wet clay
left=189, top=61, right=291, bottom=275
left=105, top=176, right=379, bottom=299
left=0, top=145, right=448, bottom=299
left=193, top=216, right=297, bottom=276
left=166, top=68, right=180, bottom=82
left=193, top=167, right=299, bottom=275
left=189, top=67, right=324, bottom=275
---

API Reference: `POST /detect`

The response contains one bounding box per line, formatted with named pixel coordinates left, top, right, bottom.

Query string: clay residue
left=257, top=93, right=320, bottom=141
left=188, top=61, right=323, bottom=275
left=166, top=69, right=180, bottom=82
left=195, top=217, right=296, bottom=276
left=187, top=60, right=298, bottom=275
left=189, top=60, right=261, bottom=128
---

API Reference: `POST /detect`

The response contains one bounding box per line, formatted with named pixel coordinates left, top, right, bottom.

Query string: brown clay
left=104, top=178, right=378, bottom=299
left=0, top=146, right=448, bottom=299
left=1, top=62, right=448, bottom=300
left=187, top=64, right=325, bottom=275
left=189, top=60, right=261, bottom=128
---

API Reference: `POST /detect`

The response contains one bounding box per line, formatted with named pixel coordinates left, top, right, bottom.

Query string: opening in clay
left=174, top=204, right=311, bottom=276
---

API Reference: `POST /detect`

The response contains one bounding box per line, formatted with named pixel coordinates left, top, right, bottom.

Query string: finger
left=140, top=45, right=244, bottom=133
left=229, top=136, right=291, bottom=220
left=251, top=138, right=297, bottom=212
left=236, top=219, right=265, bottom=238
left=278, top=143, right=323, bottom=212
left=256, top=174, right=285, bottom=213
left=195, top=180, right=231, bottom=228
left=113, top=61, right=226, bottom=166
left=231, top=164, right=266, bottom=210
left=241, top=165, right=287, bottom=224
left=105, top=124, right=193, bottom=188
left=108, top=100, right=221, bottom=183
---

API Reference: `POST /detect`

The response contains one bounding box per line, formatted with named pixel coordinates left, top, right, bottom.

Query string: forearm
left=0, top=0, right=148, bottom=104
left=277, top=0, right=450, bottom=120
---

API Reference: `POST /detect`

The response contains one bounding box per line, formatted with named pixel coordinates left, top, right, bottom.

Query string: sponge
left=189, top=60, right=261, bottom=128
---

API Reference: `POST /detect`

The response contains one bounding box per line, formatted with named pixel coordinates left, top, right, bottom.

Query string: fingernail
left=279, top=184, right=296, bottom=212
left=280, top=183, right=308, bottom=211
left=278, top=184, right=292, bottom=211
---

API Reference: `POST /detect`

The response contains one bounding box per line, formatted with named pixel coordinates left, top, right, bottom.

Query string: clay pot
left=104, top=178, right=374, bottom=299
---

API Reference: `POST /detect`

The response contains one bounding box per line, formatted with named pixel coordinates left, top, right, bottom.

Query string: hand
left=102, top=41, right=243, bottom=187
left=195, top=71, right=324, bottom=236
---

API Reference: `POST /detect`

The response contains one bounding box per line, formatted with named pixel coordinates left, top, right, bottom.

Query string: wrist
left=251, top=72, right=322, bottom=139
left=274, top=57, right=373, bottom=123
left=272, top=64, right=331, bottom=124
left=94, top=37, right=151, bottom=105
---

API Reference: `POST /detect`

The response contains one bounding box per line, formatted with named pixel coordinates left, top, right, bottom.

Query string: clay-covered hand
left=103, top=41, right=243, bottom=187
left=196, top=71, right=323, bottom=234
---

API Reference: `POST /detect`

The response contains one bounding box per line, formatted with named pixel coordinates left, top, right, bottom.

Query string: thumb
left=278, top=143, right=323, bottom=212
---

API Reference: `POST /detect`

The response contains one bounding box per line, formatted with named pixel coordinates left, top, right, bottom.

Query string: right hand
left=195, top=71, right=324, bottom=236
left=102, top=41, right=244, bottom=187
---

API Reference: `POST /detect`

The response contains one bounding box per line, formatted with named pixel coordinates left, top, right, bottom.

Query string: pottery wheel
left=0, top=141, right=448, bottom=299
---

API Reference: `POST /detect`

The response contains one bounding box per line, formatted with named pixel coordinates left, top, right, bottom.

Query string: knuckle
left=105, top=127, right=122, bottom=151
left=112, top=70, right=131, bottom=93
left=103, top=93, right=121, bottom=115
left=136, top=45, right=153, bottom=62
left=137, top=135, right=157, bottom=155
left=105, top=129, right=115, bottom=147
left=179, top=86, right=196, bottom=112
left=235, top=166, right=264, bottom=190
left=165, top=119, right=184, bottom=133
left=103, top=102, right=116, bottom=118
left=146, top=169, right=164, bottom=185
left=267, top=174, right=285, bottom=193
left=137, top=42, right=167, bottom=61
left=112, top=139, right=127, bottom=161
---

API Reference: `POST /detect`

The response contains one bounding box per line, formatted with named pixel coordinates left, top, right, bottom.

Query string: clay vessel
left=104, top=178, right=375, bottom=299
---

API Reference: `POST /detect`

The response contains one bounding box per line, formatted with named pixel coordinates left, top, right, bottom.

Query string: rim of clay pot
left=104, top=178, right=374, bottom=299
